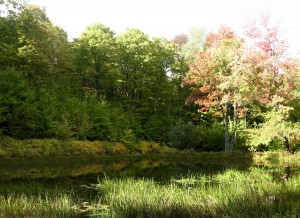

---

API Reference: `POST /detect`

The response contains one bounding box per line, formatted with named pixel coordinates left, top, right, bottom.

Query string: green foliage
left=169, top=121, right=201, bottom=149
left=0, top=3, right=189, bottom=144
left=144, top=115, right=173, bottom=142
left=16, top=5, right=74, bottom=80
left=84, top=99, right=136, bottom=142
left=247, top=97, right=300, bottom=151
left=87, top=100, right=113, bottom=140
left=120, top=129, right=136, bottom=146
left=58, top=97, right=91, bottom=140
left=289, top=100, right=300, bottom=122
left=0, top=15, right=19, bottom=68
left=1, top=1, right=300, bottom=155
left=198, top=124, right=225, bottom=151
left=0, top=68, right=39, bottom=138
left=54, top=118, right=73, bottom=141
left=72, top=23, right=119, bottom=99
left=169, top=121, right=227, bottom=151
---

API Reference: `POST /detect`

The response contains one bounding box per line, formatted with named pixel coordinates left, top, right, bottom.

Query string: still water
left=0, top=155, right=298, bottom=198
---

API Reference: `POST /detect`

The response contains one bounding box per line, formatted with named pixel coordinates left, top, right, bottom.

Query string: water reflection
left=1, top=155, right=299, bottom=184
left=0, top=155, right=251, bottom=181
left=1, top=155, right=300, bottom=200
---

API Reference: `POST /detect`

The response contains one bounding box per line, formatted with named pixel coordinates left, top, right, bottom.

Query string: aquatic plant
left=89, top=168, right=300, bottom=217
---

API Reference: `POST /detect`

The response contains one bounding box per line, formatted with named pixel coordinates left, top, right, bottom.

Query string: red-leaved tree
left=185, top=26, right=249, bottom=152
left=245, top=15, right=299, bottom=152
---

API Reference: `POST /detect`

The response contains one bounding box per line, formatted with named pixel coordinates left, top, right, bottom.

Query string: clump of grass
left=67, top=140, right=104, bottom=155
left=90, top=168, right=300, bottom=217
left=0, top=194, right=80, bottom=218
left=103, top=142, right=129, bottom=154
left=0, top=182, right=82, bottom=217
left=127, top=141, right=173, bottom=154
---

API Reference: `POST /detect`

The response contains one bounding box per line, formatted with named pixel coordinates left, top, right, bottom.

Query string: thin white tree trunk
left=224, top=101, right=230, bottom=152
left=231, top=102, right=237, bottom=151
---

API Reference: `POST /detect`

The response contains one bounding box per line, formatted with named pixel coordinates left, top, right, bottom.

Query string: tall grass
left=90, top=168, right=300, bottom=217
left=0, top=182, right=81, bottom=217
left=0, top=137, right=174, bottom=158
left=0, top=194, right=79, bottom=218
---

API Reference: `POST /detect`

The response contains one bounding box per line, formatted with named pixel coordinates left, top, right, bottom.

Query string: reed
left=0, top=182, right=81, bottom=218
left=90, top=168, right=300, bottom=217
left=0, top=194, right=80, bottom=218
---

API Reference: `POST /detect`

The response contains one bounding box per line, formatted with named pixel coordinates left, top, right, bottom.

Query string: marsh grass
left=0, top=194, right=79, bottom=218
left=90, top=168, right=300, bottom=218
left=2, top=136, right=300, bottom=168
left=0, top=182, right=81, bottom=217
left=0, top=137, right=174, bottom=158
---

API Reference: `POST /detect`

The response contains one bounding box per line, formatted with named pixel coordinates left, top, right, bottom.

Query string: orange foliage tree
left=185, top=26, right=250, bottom=152
left=185, top=16, right=299, bottom=152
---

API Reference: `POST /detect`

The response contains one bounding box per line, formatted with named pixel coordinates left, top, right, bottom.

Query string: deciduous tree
left=185, top=26, right=249, bottom=152
left=17, top=5, right=73, bottom=82
left=245, top=15, right=300, bottom=152
left=72, top=23, right=119, bottom=99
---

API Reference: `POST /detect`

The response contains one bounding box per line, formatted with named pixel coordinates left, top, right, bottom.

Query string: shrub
left=197, top=124, right=224, bottom=151
left=54, top=121, right=73, bottom=141
left=169, top=121, right=202, bottom=149
left=132, top=141, right=162, bottom=154
left=120, top=129, right=136, bottom=146
left=0, top=147, right=6, bottom=157
left=102, top=141, right=129, bottom=154
left=144, top=115, right=172, bottom=142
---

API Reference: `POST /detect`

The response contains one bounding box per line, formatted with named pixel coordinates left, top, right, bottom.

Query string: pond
left=1, top=154, right=300, bottom=217
left=0, top=154, right=298, bottom=197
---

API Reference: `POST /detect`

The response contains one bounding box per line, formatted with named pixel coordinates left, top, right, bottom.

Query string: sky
left=29, top=0, right=300, bottom=55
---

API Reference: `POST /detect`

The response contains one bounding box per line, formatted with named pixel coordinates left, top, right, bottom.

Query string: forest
left=1, top=0, right=300, bottom=155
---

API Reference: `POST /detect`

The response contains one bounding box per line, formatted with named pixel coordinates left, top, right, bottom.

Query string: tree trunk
left=224, top=101, right=230, bottom=152
left=283, top=136, right=292, bottom=153
left=231, top=102, right=237, bottom=149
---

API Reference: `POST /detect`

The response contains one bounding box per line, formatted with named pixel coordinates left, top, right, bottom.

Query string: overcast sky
left=29, top=0, right=300, bottom=55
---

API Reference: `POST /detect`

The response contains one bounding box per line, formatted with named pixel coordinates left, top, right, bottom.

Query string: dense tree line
left=1, top=1, right=300, bottom=152
left=0, top=1, right=190, bottom=145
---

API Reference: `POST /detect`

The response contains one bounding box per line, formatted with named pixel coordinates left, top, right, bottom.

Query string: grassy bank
left=1, top=137, right=300, bottom=167
left=0, top=137, right=175, bottom=158
left=88, top=168, right=300, bottom=218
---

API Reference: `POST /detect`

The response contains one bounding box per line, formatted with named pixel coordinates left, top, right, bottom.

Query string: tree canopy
left=0, top=2, right=299, bottom=152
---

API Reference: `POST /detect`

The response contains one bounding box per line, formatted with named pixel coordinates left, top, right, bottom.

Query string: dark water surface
left=0, top=155, right=249, bottom=181
left=0, top=155, right=299, bottom=199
